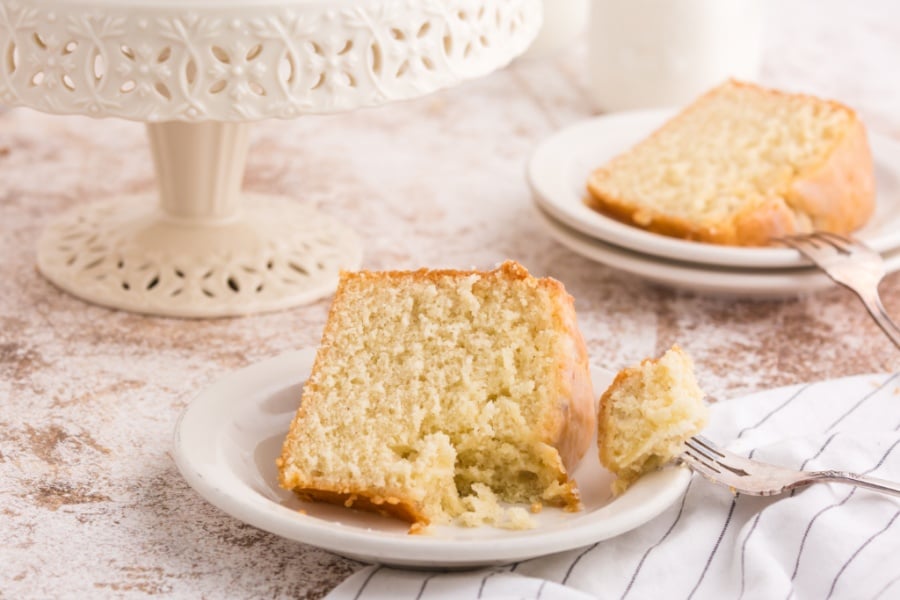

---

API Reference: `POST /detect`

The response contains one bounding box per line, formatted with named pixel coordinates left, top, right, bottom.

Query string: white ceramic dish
left=534, top=205, right=900, bottom=298
left=173, top=349, right=691, bottom=568
left=527, top=109, right=900, bottom=270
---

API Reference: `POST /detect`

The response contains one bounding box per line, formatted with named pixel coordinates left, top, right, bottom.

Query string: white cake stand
left=0, top=0, right=541, bottom=317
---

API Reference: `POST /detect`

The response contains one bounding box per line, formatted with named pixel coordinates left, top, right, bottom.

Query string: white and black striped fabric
left=328, top=373, right=900, bottom=600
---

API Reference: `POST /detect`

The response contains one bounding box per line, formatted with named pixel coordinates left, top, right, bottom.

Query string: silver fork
left=681, top=435, right=900, bottom=497
left=775, top=232, right=900, bottom=350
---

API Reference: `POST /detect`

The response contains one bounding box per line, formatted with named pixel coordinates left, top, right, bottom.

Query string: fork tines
left=687, top=435, right=726, bottom=458
left=775, top=231, right=857, bottom=254
left=683, top=436, right=754, bottom=479
left=681, top=437, right=723, bottom=476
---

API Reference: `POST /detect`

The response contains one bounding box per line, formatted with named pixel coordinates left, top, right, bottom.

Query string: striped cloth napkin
left=328, top=373, right=900, bottom=600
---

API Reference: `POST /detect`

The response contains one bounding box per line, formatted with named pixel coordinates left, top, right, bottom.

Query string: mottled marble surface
left=2, top=0, right=900, bottom=597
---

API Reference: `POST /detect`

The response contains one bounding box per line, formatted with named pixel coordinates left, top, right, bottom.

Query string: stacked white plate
left=527, top=110, right=900, bottom=298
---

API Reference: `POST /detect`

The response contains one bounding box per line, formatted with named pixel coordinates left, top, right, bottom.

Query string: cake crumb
left=458, top=484, right=502, bottom=527
left=456, top=484, right=536, bottom=530
left=530, top=502, right=543, bottom=514
left=502, top=507, right=536, bottom=530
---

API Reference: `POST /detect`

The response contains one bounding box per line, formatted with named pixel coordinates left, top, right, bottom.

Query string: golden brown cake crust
left=290, top=487, right=428, bottom=526
left=585, top=80, right=876, bottom=247
left=786, top=117, right=875, bottom=234
left=495, top=271, right=596, bottom=512
left=539, top=279, right=595, bottom=509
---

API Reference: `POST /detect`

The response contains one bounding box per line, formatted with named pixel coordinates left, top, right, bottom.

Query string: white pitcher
left=588, top=0, right=765, bottom=111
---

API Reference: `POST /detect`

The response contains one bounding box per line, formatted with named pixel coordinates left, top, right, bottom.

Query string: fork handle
left=811, top=470, right=900, bottom=498
left=854, top=289, right=900, bottom=352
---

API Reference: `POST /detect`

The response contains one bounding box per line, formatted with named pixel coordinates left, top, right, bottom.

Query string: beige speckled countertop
left=2, top=1, right=900, bottom=597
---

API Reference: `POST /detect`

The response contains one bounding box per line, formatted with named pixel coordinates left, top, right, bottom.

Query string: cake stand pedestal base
left=36, top=122, right=362, bottom=318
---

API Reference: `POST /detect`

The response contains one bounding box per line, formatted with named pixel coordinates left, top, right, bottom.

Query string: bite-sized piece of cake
left=586, top=80, right=875, bottom=246
left=277, top=261, right=595, bottom=532
left=598, top=345, right=708, bottom=494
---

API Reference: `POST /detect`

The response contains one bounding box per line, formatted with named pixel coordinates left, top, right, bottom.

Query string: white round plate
left=173, top=349, right=691, bottom=568
left=535, top=205, right=900, bottom=298
left=527, top=109, right=900, bottom=269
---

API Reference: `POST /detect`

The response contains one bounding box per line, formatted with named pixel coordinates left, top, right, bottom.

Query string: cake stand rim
left=28, top=0, right=427, bottom=6
left=0, top=0, right=543, bottom=122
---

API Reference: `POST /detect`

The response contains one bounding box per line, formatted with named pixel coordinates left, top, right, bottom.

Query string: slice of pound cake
left=598, top=346, right=708, bottom=494
left=277, top=261, right=595, bottom=531
left=586, top=80, right=875, bottom=246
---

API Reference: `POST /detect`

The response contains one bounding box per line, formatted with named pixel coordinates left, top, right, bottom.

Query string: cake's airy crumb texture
left=586, top=80, right=875, bottom=246
left=457, top=484, right=537, bottom=530
left=598, top=345, right=709, bottom=494
left=277, top=261, right=595, bottom=530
